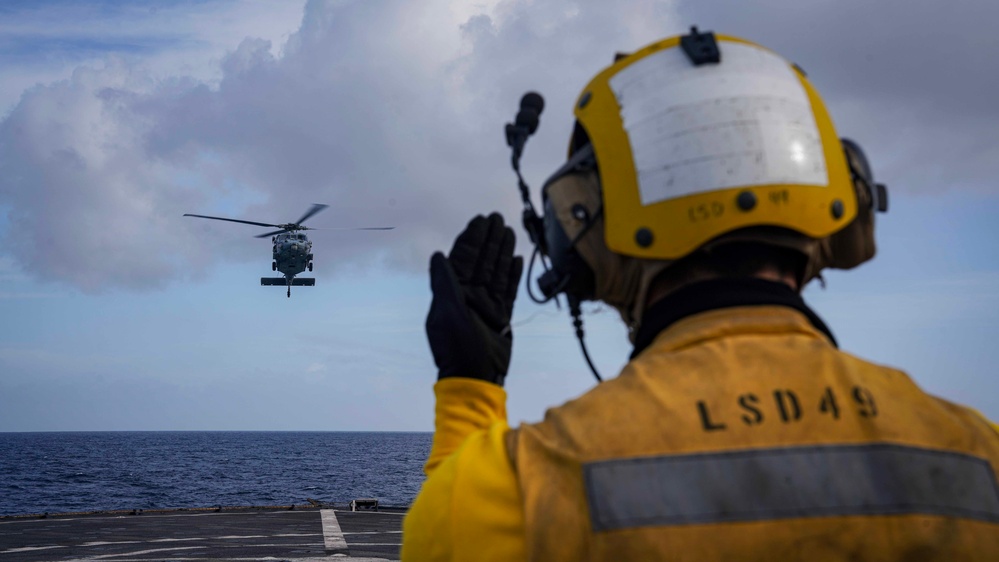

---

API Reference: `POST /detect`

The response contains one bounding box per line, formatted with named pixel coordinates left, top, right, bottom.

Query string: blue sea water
left=0, top=431, right=432, bottom=516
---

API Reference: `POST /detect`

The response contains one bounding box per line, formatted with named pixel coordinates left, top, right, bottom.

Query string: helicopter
left=184, top=204, right=393, bottom=297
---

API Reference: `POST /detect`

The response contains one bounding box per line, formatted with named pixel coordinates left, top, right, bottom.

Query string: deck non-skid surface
left=0, top=508, right=404, bottom=561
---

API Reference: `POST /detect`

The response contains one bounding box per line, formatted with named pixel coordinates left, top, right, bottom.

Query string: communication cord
left=569, top=296, right=603, bottom=383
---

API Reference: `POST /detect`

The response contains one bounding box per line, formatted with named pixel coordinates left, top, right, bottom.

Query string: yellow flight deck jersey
left=402, top=279, right=999, bottom=561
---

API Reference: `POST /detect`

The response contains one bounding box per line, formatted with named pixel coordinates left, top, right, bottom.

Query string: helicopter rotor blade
left=309, top=226, right=396, bottom=231
left=255, top=229, right=291, bottom=238
left=184, top=214, right=281, bottom=228
left=295, top=204, right=329, bottom=226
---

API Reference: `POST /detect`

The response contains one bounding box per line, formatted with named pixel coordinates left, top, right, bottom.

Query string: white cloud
left=6, top=0, right=995, bottom=296
left=0, top=0, right=683, bottom=292
left=0, top=0, right=308, bottom=115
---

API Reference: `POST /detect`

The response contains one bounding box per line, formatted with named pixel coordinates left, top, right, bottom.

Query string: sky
left=0, top=0, right=997, bottom=431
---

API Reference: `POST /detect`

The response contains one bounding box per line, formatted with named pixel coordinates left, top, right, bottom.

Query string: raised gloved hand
left=426, top=213, right=524, bottom=386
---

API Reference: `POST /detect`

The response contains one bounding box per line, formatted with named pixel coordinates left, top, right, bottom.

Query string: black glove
left=426, top=213, right=524, bottom=386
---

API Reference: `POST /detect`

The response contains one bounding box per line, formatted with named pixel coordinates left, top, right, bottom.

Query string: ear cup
left=821, top=139, right=880, bottom=269
left=842, top=138, right=873, bottom=182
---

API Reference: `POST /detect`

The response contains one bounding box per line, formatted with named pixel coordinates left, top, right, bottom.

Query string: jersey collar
left=631, top=277, right=837, bottom=359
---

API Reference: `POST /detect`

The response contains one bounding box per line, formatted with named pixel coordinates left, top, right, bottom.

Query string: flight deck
left=0, top=505, right=405, bottom=561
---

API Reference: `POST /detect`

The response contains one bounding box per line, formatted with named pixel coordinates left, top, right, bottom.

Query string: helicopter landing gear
left=272, top=261, right=277, bottom=271
left=308, top=262, right=313, bottom=272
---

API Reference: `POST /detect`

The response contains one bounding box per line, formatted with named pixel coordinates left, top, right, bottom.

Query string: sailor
left=403, top=30, right=999, bottom=561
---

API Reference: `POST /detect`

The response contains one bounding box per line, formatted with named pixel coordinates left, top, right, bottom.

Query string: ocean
left=0, top=431, right=432, bottom=516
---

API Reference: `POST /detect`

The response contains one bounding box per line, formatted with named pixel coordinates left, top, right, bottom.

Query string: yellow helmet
left=575, top=28, right=865, bottom=258
left=537, top=28, right=887, bottom=332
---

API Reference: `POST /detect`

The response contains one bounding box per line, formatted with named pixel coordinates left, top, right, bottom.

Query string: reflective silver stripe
left=584, top=444, right=999, bottom=531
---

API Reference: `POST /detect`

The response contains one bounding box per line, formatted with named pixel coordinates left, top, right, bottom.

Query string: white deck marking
left=320, top=509, right=348, bottom=553
left=1, top=545, right=66, bottom=554
left=215, top=535, right=267, bottom=539
left=84, top=546, right=202, bottom=559
left=344, top=510, right=405, bottom=516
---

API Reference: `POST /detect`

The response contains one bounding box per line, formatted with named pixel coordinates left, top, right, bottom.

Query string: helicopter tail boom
left=260, top=278, right=316, bottom=286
